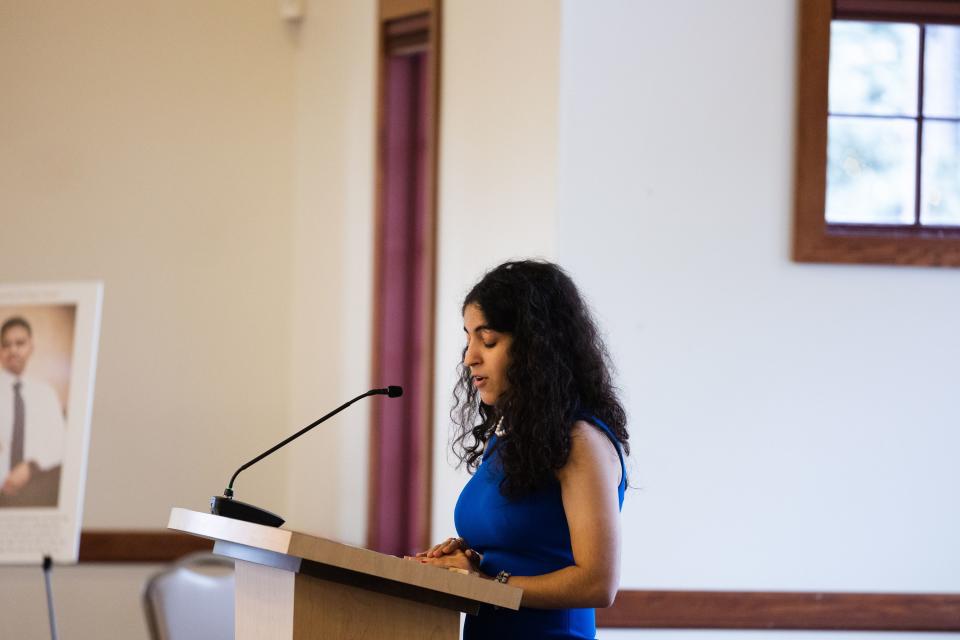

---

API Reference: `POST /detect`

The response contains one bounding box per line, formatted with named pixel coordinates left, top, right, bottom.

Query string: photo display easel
left=0, top=282, right=102, bottom=565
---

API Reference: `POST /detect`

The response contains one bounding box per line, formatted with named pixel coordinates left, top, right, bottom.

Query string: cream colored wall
left=430, top=0, right=561, bottom=543
left=284, top=0, right=564, bottom=546
left=0, top=0, right=299, bottom=529
left=1, top=0, right=557, bottom=636
left=284, top=0, right=377, bottom=543
left=0, top=0, right=559, bottom=543
left=0, top=564, right=159, bottom=639
left=0, top=1, right=302, bottom=637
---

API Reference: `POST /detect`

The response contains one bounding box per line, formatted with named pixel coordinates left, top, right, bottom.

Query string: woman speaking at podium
left=415, top=260, right=629, bottom=640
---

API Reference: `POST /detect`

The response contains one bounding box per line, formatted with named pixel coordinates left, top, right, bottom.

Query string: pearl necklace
left=494, top=415, right=505, bottom=437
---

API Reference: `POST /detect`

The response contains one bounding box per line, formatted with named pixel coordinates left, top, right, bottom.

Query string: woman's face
left=462, top=303, right=513, bottom=406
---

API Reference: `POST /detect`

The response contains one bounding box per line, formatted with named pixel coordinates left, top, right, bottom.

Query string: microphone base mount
left=210, top=496, right=284, bottom=528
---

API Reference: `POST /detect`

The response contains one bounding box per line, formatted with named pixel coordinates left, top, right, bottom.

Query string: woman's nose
left=463, top=343, right=480, bottom=367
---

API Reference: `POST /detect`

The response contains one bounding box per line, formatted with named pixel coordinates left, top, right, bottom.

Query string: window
left=793, top=0, right=960, bottom=266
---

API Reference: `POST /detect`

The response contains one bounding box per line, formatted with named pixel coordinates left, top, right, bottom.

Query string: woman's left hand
left=408, top=548, right=482, bottom=574
left=416, top=536, right=467, bottom=559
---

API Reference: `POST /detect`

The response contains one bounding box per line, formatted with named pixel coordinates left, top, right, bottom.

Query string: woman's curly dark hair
left=452, top=260, right=628, bottom=498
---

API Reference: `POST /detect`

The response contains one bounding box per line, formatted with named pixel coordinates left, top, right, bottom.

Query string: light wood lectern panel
left=168, top=508, right=520, bottom=639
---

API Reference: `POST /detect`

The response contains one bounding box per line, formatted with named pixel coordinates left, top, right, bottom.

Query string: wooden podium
left=168, top=508, right=521, bottom=639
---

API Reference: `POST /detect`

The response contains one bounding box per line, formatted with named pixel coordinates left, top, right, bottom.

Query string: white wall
left=431, top=0, right=561, bottom=543
left=559, top=0, right=960, bottom=604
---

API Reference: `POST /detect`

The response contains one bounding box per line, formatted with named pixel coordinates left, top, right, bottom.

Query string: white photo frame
left=0, top=282, right=103, bottom=564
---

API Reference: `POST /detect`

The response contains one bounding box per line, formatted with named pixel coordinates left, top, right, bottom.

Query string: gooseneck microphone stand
left=211, top=386, right=403, bottom=527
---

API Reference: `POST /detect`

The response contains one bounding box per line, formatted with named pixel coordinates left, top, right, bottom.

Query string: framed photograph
left=0, top=282, right=102, bottom=564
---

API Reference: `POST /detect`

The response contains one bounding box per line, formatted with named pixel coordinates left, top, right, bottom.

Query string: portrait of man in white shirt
left=0, top=316, right=66, bottom=507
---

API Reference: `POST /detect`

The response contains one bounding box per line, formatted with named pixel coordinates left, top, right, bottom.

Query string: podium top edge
left=167, top=508, right=522, bottom=610
left=168, top=507, right=293, bottom=554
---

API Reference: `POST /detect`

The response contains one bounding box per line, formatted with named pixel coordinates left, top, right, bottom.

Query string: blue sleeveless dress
left=454, top=416, right=626, bottom=640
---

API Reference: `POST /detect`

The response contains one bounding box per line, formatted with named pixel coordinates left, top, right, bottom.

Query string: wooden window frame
left=793, top=0, right=960, bottom=267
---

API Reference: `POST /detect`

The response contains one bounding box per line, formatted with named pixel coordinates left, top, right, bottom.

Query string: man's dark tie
left=11, top=381, right=25, bottom=469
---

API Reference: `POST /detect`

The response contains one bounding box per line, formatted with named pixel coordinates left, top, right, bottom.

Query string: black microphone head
left=387, top=385, right=403, bottom=398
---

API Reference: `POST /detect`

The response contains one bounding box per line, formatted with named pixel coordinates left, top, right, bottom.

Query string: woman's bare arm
left=418, top=421, right=622, bottom=609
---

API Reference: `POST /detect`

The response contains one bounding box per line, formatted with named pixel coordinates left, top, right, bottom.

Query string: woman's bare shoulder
left=564, top=420, right=621, bottom=483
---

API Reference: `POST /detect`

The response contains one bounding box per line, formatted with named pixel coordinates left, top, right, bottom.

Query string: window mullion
left=914, top=24, right=926, bottom=227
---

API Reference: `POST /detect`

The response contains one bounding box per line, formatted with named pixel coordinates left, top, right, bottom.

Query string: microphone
left=210, top=385, right=403, bottom=527
left=384, top=385, right=402, bottom=398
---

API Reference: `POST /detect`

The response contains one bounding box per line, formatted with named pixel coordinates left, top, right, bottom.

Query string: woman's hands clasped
left=407, top=536, right=482, bottom=575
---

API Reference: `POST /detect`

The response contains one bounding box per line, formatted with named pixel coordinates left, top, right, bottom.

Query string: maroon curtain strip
left=405, top=52, right=431, bottom=553
left=834, top=0, right=960, bottom=25
left=372, top=51, right=430, bottom=558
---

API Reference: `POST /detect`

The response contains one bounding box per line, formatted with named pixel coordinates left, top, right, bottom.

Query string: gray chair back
left=142, top=552, right=235, bottom=640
